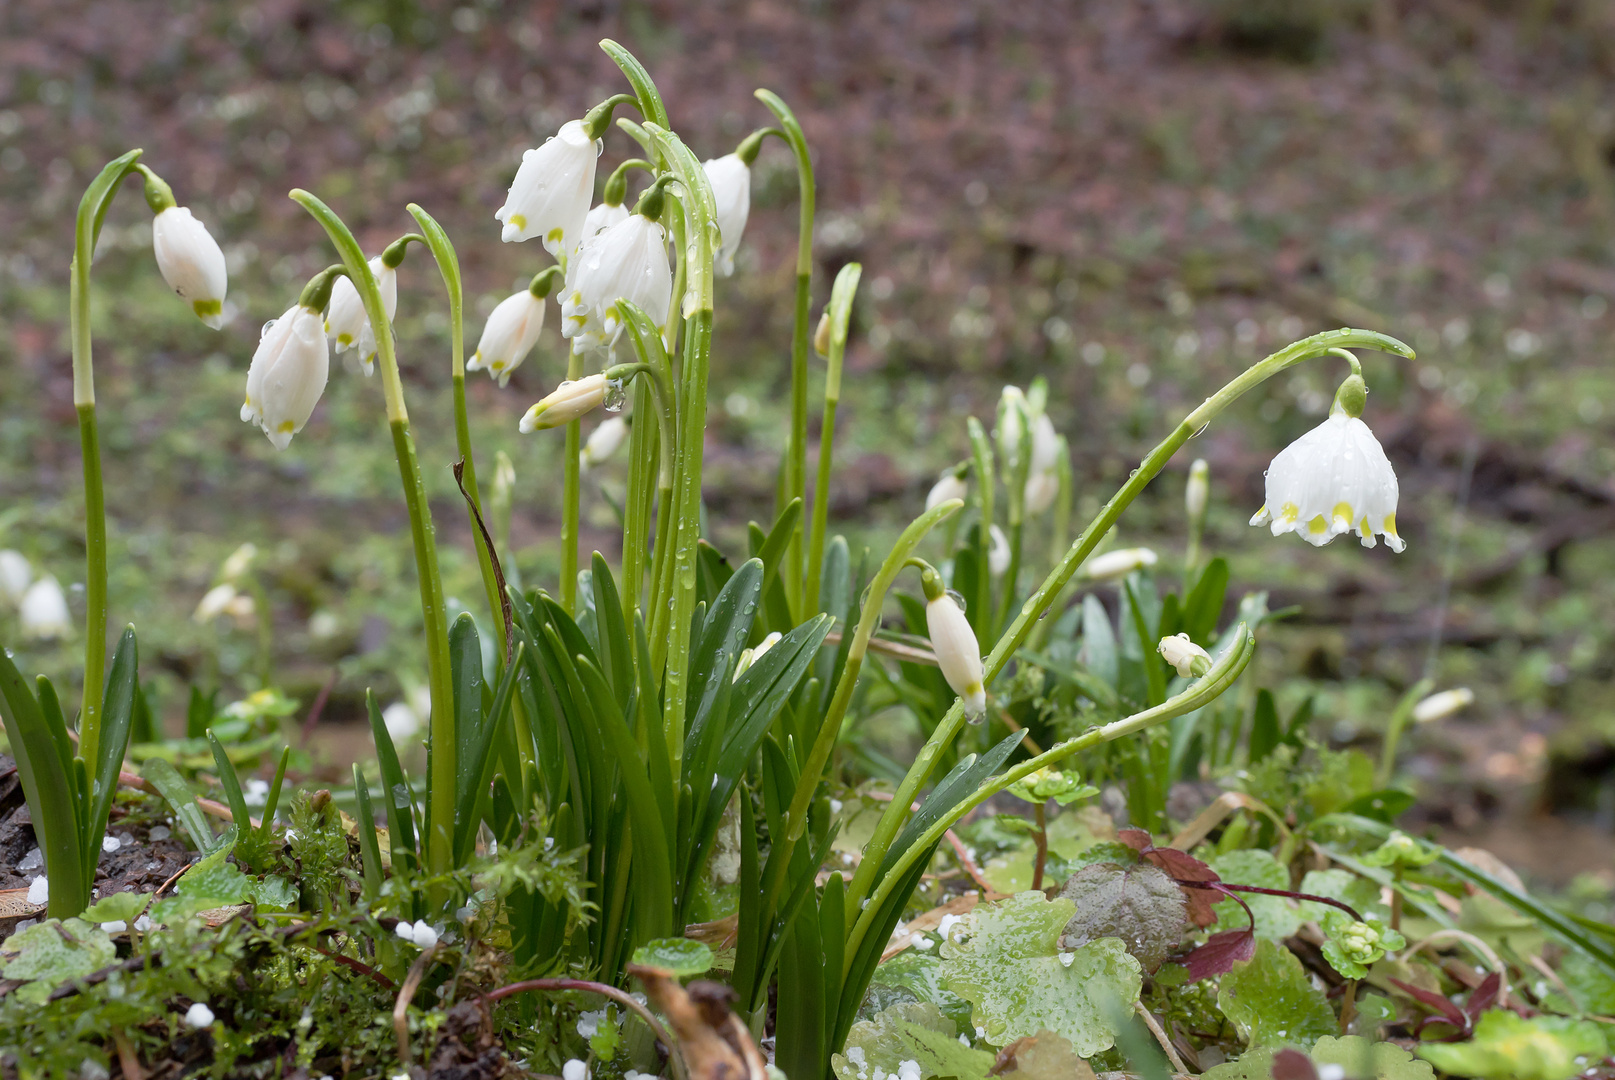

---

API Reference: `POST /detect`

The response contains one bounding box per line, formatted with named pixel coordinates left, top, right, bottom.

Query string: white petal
left=703, top=154, right=751, bottom=278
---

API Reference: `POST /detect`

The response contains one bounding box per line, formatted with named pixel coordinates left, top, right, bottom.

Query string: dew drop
left=260, top=319, right=278, bottom=340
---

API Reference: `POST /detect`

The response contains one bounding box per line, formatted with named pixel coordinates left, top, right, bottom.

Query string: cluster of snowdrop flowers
left=1250, top=356, right=1405, bottom=552
left=917, top=563, right=986, bottom=722
left=559, top=181, right=674, bottom=358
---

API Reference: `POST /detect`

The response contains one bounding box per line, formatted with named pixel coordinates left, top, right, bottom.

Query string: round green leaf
left=630, top=937, right=713, bottom=978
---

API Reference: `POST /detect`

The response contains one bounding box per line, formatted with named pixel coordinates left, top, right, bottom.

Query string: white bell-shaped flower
left=1028, top=412, right=1060, bottom=477
left=495, top=120, right=600, bottom=257
left=560, top=213, right=672, bottom=356
left=152, top=206, right=228, bottom=329
left=703, top=153, right=751, bottom=277
left=520, top=373, right=609, bottom=433
left=1024, top=470, right=1059, bottom=516
left=925, top=472, right=968, bottom=512
left=19, top=575, right=71, bottom=640
left=1083, top=547, right=1158, bottom=581
left=581, top=415, right=628, bottom=469
left=0, top=549, right=32, bottom=604
left=468, top=290, right=546, bottom=388
left=926, top=591, right=986, bottom=722
left=1249, top=375, right=1404, bottom=552
left=1412, top=687, right=1473, bottom=723
left=324, top=257, right=397, bottom=374
left=582, top=200, right=629, bottom=242
left=241, top=305, right=329, bottom=450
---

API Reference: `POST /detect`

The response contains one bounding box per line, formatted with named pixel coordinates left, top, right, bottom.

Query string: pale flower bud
left=152, top=206, right=228, bottom=329
left=1185, top=458, right=1210, bottom=521
left=703, top=153, right=751, bottom=277
left=925, top=472, right=968, bottom=512
left=1158, top=633, right=1211, bottom=678
left=814, top=311, right=832, bottom=357
left=241, top=305, right=329, bottom=450
left=734, top=631, right=782, bottom=681
left=581, top=415, right=628, bottom=469
left=927, top=593, right=986, bottom=722
left=19, top=575, right=71, bottom=640
left=995, top=386, right=1028, bottom=475
left=219, top=543, right=257, bottom=583
left=0, top=550, right=32, bottom=604
left=520, top=373, right=609, bottom=433
left=1412, top=687, right=1473, bottom=723
left=467, top=290, right=546, bottom=387
left=987, top=524, right=1010, bottom=576
left=582, top=200, right=629, bottom=242
left=1082, top=547, right=1158, bottom=581
left=1028, top=413, right=1061, bottom=477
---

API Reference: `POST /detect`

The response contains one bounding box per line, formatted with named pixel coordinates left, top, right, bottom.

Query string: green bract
left=1320, top=910, right=1404, bottom=979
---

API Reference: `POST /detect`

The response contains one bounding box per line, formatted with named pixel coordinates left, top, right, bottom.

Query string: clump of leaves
left=1215, top=938, right=1335, bottom=1049
left=286, top=789, right=354, bottom=911
left=1057, top=861, right=1185, bottom=972
left=1416, top=1009, right=1608, bottom=1080
left=1319, top=910, right=1404, bottom=979
left=1203, top=1035, right=1434, bottom=1079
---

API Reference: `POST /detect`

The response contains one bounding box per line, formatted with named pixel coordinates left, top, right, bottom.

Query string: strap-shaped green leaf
left=684, top=559, right=764, bottom=775
left=34, top=677, right=83, bottom=836
left=880, top=730, right=1025, bottom=879
left=589, top=553, right=634, bottom=713
left=449, top=613, right=485, bottom=816
left=140, top=757, right=216, bottom=854
left=453, top=640, right=524, bottom=866
left=1183, top=557, right=1230, bottom=645
left=0, top=651, right=86, bottom=916
left=84, top=627, right=138, bottom=884
left=351, top=765, right=383, bottom=899
left=206, top=729, right=253, bottom=834
left=364, top=689, right=417, bottom=871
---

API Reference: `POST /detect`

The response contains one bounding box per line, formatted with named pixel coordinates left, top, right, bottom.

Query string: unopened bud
left=520, top=374, right=609, bottom=432
left=927, top=593, right=986, bottom=723
left=1186, top=458, right=1210, bottom=521
left=814, top=311, right=832, bottom=357
left=1412, top=687, right=1473, bottom=723
left=1082, top=547, right=1158, bottom=581
left=1158, top=633, right=1211, bottom=678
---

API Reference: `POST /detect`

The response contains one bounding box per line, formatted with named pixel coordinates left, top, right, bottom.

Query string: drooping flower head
left=560, top=182, right=673, bottom=357
left=520, top=373, right=610, bottom=433
left=919, top=564, right=986, bottom=723
left=703, top=152, right=751, bottom=278
left=925, top=468, right=969, bottom=512
left=242, top=303, right=329, bottom=450
left=145, top=165, right=229, bottom=330
left=495, top=119, right=600, bottom=257
left=468, top=267, right=563, bottom=388
left=324, top=255, right=397, bottom=374
left=1250, top=355, right=1404, bottom=551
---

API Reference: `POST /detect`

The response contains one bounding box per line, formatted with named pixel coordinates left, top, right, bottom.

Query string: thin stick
left=393, top=943, right=440, bottom=1068
left=1135, top=1001, right=1190, bottom=1077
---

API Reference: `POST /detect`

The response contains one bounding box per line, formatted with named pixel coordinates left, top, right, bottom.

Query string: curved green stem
left=1376, top=676, right=1434, bottom=788
left=755, top=498, right=963, bottom=956
left=805, top=263, right=861, bottom=614
left=291, top=190, right=455, bottom=884
left=845, top=328, right=1415, bottom=914
left=842, top=625, right=1257, bottom=974
left=756, top=89, right=816, bottom=619
left=70, top=148, right=144, bottom=763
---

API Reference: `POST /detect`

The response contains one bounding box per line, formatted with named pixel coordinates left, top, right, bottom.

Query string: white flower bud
left=1082, top=547, right=1158, bottom=581
left=1028, top=413, right=1060, bottom=477
left=0, top=549, right=32, bottom=604
left=704, top=153, right=751, bottom=278
left=241, top=305, right=329, bottom=450
left=183, top=1002, right=215, bottom=1029
left=1186, top=458, right=1210, bottom=520
left=324, top=257, right=397, bottom=373
left=520, top=373, right=609, bottom=433
left=383, top=701, right=421, bottom=743
left=194, top=583, right=239, bottom=623
left=734, top=631, right=782, bottom=681
left=1413, top=687, right=1473, bottom=723
left=219, top=543, right=257, bottom=583
left=995, top=386, right=1028, bottom=474
left=467, top=290, right=546, bottom=387
left=987, top=524, right=1010, bottom=577
left=927, top=594, right=986, bottom=722
left=1158, top=633, right=1211, bottom=678
left=496, top=119, right=600, bottom=256
left=561, top=214, right=672, bottom=356
left=581, top=415, right=629, bottom=469
left=1024, top=470, right=1059, bottom=516
left=151, top=206, right=228, bottom=329
left=19, top=576, right=71, bottom=640
left=926, top=472, right=968, bottom=512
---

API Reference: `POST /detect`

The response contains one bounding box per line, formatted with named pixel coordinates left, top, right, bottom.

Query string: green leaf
left=1209, top=850, right=1302, bottom=941
left=1560, top=951, right=1615, bottom=1015
left=902, top=1023, right=995, bottom=1080
left=939, top=891, right=1142, bottom=1054
left=1249, top=689, right=1280, bottom=765
left=139, top=757, right=217, bottom=853
left=833, top=1002, right=992, bottom=1080
left=1203, top=1035, right=1433, bottom=1080
left=1057, top=861, right=1186, bottom=972
left=0, top=918, right=116, bottom=1003
left=630, top=937, right=714, bottom=978
left=364, top=689, right=418, bottom=872
left=868, top=950, right=974, bottom=1035
left=81, top=891, right=151, bottom=924
left=85, top=628, right=139, bottom=883
left=1418, top=1010, right=1607, bottom=1080
left=1298, top=869, right=1382, bottom=923
left=1215, top=938, right=1336, bottom=1049
left=0, top=652, right=86, bottom=917
left=1183, top=557, right=1230, bottom=645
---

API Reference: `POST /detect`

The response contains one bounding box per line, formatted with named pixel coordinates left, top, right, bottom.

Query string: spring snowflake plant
left=19, top=35, right=1608, bottom=1080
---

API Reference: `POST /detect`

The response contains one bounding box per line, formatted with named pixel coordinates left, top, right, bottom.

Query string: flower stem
left=845, top=328, right=1415, bottom=915
left=291, top=190, right=455, bottom=883
left=805, top=264, right=860, bottom=615
left=756, top=90, right=815, bottom=619
left=70, top=148, right=144, bottom=763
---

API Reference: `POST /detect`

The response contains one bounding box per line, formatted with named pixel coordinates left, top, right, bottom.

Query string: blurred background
left=0, top=0, right=1612, bottom=886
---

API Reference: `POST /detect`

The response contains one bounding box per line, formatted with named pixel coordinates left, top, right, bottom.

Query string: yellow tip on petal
left=1280, top=501, right=1300, bottom=524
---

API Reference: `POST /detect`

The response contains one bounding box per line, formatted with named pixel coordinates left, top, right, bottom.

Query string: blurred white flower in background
left=0, top=549, right=32, bottom=603
left=19, top=576, right=70, bottom=639
left=703, top=153, right=751, bottom=277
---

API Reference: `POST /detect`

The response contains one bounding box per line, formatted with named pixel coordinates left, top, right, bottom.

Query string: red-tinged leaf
left=1181, top=928, right=1255, bottom=982
left=1117, top=828, right=1222, bottom=927
left=1389, top=977, right=1467, bottom=1027
left=1271, top=1047, right=1320, bottom=1080
left=1465, top=971, right=1500, bottom=1021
